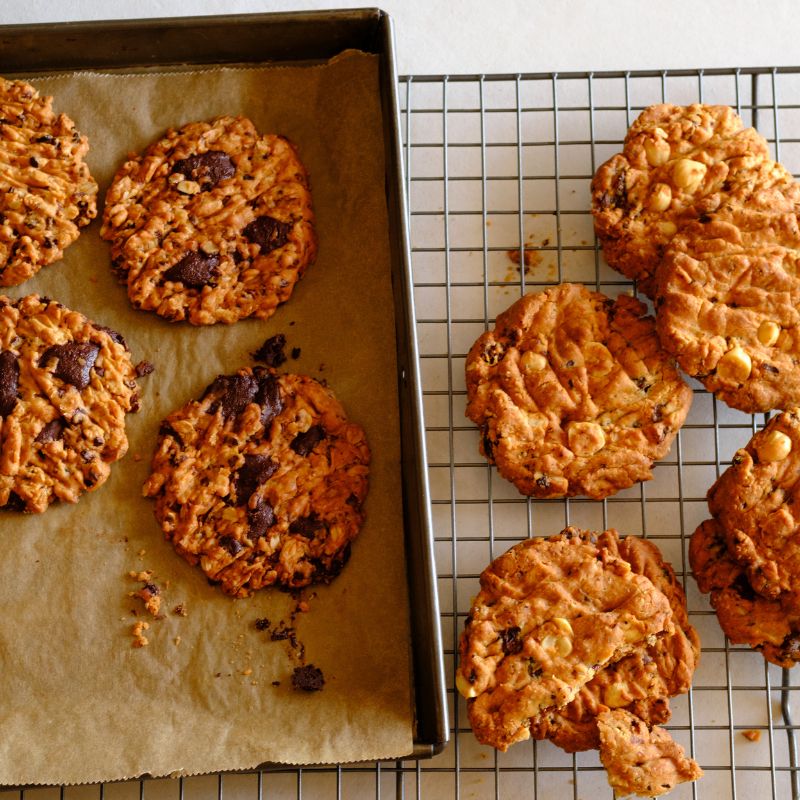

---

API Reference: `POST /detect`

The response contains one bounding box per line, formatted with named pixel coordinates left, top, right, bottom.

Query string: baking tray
left=0, top=7, right=448, bottom=774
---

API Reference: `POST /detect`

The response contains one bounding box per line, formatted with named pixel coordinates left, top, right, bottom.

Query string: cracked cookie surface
left=690, top=518, right=800, bottom=668
left=101, top=115, right=316, bottom=325
left=655, top=207, right=800, bottom=412
left=591, top=103, right=770, bottom=297
left=0, top=294, right=139, bottom=513
left=529, top=532, right=700, bottom=752
left=597, top=708, right=703, bottom=797
left=143, top=366, right=370, bottom=597
left=0, top=77, right=98, bottom=286
left=455, top=527, right=674, bottom=751
left=465, top=283, right=692, bottom=500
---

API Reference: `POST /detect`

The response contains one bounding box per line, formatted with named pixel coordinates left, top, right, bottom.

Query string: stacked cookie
left=456, top=527, right=701, bottom=797
left=691, top=410, right=800, bottom=667
left=593, top=103, right=800, bottom=413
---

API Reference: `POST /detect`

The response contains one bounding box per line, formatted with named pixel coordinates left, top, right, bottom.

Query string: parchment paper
left=0, top=51, right=413, bottom=785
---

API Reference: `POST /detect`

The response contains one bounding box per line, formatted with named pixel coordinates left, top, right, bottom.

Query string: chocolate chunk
left=253, top=334, right=287, bottom=367
left=290, top=425, right=325, bottom=457
left=35, top=417, right=65, bottom=443
left=235, top=454, right=278, bottom=502
left=172, top=150, right=235, bottom=190
left=0, top=350, right=19, bottom=416
left=248, top=498, right=276, bottom=537
left=135, top=360, right=154, bottom=377
left=39, top=342, right=99, bottom=389
left=94, top=324, right=127, bottom=348
left=2, top=491, right=25, bottom=512
left=291, top=664, right=325, bottom=692
left=500, top=626, right=523, bottom=655
left=162, top=251, right=220, bottom=288
left=243, top=215, right=292, bottom=253
left=218, top=535, right=243, bottom=556
left=255, top=373, right=282, bottom=427
left=731, top=574, right=757, bottom=602
left=311, top=543, right=352, bottom=583
left=291, top=347, right=301, bottom=360
left=205, top=373, right=258, bottom=419
left=34, top=134, right=56, bottom=145
left=289, top=513, right=322, bottom=539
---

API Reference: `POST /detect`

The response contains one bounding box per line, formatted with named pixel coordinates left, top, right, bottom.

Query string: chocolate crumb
left=253, top=334, right=287, bottom=367
left=272, top=680, right=281, bottom=687
left=255, top=617, right=271, bottom=631
left=135, top=360, right=155, bottom=377
left=291, top=664, right=324, bottom=692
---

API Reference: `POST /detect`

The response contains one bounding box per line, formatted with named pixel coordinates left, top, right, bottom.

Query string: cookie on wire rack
left=0, top=77, right=98, bottom=286
left=101, top=115, right=317, bottom=325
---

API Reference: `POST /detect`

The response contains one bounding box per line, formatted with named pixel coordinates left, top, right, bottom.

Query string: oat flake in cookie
left=143, top=367, right=370, bottom=597
left=465, top=283, right=692, bottom=500
left=0, top=77, right=98, bottom=287
left=101, top=116, right=317, bottom=325
left=0, top=294, right=140, bottom=513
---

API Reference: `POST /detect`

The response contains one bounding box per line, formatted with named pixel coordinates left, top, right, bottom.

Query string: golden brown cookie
left=690, top=518, right=800, bottom=668
left=707, top=409, right=800, bottom=598
left=464, top=283, right=692, bottom=500
left=0, top=77, right=98, bottom=286
left=597, top=708, right=703, bottom=797
left=529, top=533, right=700, bottom=752
left=143, top=367, right=369, bottom=597
left=101, top=116, right=316, bottom=325
left=0, top=294, right=139, bottom=513
left=655, top=207, right=800, bottom=412
left=591, top=103, right=770, bottom=297
left=455, top=527, right=674, bottom=751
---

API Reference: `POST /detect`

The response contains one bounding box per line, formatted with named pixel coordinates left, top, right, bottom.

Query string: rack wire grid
left=3, top=66, right=800, bottom=800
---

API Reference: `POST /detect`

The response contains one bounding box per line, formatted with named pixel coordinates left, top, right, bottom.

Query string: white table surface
left=2, top=0, right=800, bottom=76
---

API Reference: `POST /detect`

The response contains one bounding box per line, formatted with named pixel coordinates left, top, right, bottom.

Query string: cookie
left=464, top=283, right=692, bottom=500
left=101, top=116, right=317, bottom=325
left=706, top=409, right=800, bottom=597
left=597, top=708, right=703, bottom=797
left=143, top=366, right=369, bottom=597
left=655, top=207, right=800, bottom=412
left=455, top=527, right=674, bottom=751
left=529, top=532, right=700, bottom=752
left=0, top=77, right=98, bottom=286
left=591, top=103, right=770, bottom=297
left=690, top=518, right=800, bottom=668
left=0, top=294, right=139, bottom=513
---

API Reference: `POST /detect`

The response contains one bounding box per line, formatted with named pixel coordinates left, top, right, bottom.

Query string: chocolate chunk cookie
left=455, top=527, right=674, bottom=751
left=597, top=709, right=703, bottom=797
left=591, top=103, right=770, bottom=297
left=143, top=367, right=370, bottom=597
left=655, top=207, right=800, bottom=412
left=0, top=77, right=98, bottom=286
left=0, top=294, right=139, bottom=513
left=465, top=283, right=692, bottom=500
left=706, top=409, right=800, bottom=599
left=690, top=518, right=800, bottom=668
left=529, top=532, right=700, bottom=752
left=101, top=116, right=316, bottom=325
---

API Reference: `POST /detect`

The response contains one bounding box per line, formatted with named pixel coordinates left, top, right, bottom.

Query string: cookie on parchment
left=690, top=518, right=800, bottom=668
left=143, top=367, right=370, bottom=597
left=0, top=77, right=98, bottom=286
left=597, top=708, right=703, bottom=797
left=529, top=532, right=700, bottom=753
left=0, top=294, right=139, bottom=513
left=655, top=207, right=800, bottom=412
left=465, top=283, right=692, bottom=500
left=591, top=103, right=770, bottom=297
left=455, top=527, right=674, bottom=751
left=706, top=409, right=800, bottom=600
left=101, top=116, right=316, bottom=325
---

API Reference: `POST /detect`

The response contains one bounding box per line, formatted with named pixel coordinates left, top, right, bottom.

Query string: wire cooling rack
left=3, top=67, right=800, bottom=800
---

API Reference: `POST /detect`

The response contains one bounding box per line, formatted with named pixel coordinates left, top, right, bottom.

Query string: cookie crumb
left=291, top=664, right=324, bottom=692
left=138, top=548, right=146, bottom=556
left=241, top=668, right=253, bottom=676
left=131, top=621, right=150, bottom=648
left=134, top=582, right=162, bottom=617
left=174, top=636, right=181, bottom=646
left=742, top=729, right=761, bottom=742
left=173, top=603, right=188, bottom=617
left=129, top=569, right=152, bottom=581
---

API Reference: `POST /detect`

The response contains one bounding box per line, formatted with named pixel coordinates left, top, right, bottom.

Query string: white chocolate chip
left=757, top=320, right=781, bottom=347
left=168, top=172, right=185, bottom=185
left=521, top=351, right=548, bottom=372
left=604, top=683, right=630, bottom=708
left=649, top=182, right=672, bottom=212
left=657, top=220, right=677, bottom=237
left=672, top=158, right=707, bottom=193
left=645, top=137, right=671, bottom=167
left=567, top=421, right=606, bottom=457
left=552, top=617, right=574, bottom=636
left=200, top=240, right=219, bottom=255
left=756, top=430, right=792, bottom=462
left=176, top=180, right=200, bottom=195
left=716, top=346, right=752, bottom=383
left=455, top=671, right=478, bottom=699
